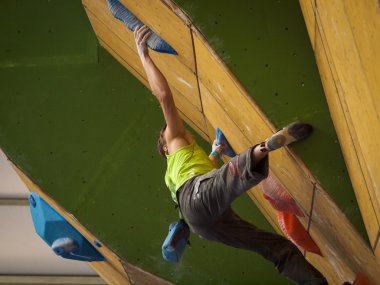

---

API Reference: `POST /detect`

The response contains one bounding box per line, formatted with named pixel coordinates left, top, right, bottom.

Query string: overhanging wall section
left=83, top=0, right=380, bottom=283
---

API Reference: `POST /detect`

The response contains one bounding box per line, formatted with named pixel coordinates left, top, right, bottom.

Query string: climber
left=134, top=25, right=327, bottom=285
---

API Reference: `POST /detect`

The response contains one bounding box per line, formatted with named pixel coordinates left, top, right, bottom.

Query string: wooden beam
left=122, top=260, right=174, bottom=285
left=200, top=82, right=283, bottom=233
left=299, top=0, right=380, bottom=262
left=342, top=0, right=380, bottom=119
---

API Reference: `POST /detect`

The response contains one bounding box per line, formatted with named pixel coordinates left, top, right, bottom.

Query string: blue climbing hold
left=29, top=192, right=105, bottom=262
left=162, top=220, right=190, bottom=263
left=215, top=128, right=236, bottom=157
left=107, top=0, right=177, bottom=55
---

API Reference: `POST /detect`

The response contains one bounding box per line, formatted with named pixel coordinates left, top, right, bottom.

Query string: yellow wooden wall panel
left=201, top=83, right=283, bottom=233
left=10, top=162, right=132, bottom=285
left=200, top=83, right=253, bottom=153
left=316, top=0, right=380, bottom=225
left=83, top=0, right=201, bottom=111
left=312, top=19, right=380, bottom=251
left=193, top=30, right=314, bottom=217
left=90, top=262, right=132, bottom=285
left=121, top=261, right=175, bottom=285
left=178, top=109, right=209, bottom=141
left=304, top=253, right=340, bottom=285
left=203, top=117, right=215, bottom=144
left=310, top=188, right=380, bottom=285
left=299, top=0, right=380, bottom=260
left=118, top=0, right=195, bottom=72
left=343, top=0, right=380, bottom=118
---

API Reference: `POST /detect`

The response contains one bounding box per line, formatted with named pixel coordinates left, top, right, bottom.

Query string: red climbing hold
left=259, top=175, right=304, bottom=217
left=278, top=211, right=322, bottom=256
left=353, top=272, right=374, bottom=285
left=260, top=175, right=322, bottom=255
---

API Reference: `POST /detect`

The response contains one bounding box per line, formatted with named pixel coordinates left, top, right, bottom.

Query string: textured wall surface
left=2, top=0, right=378, bottom=284
left=0, top=1, right=294, bottom=284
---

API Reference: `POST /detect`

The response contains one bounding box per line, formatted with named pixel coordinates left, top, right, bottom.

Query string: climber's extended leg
left=191, top=208, right=327, bottom=285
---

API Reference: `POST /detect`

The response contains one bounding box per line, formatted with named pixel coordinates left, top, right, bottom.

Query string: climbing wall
left=1, top=0, right=379, bottom=284
left=0, top=1, right=298, bottom=284
left=81, top=0, right=380, bottom=283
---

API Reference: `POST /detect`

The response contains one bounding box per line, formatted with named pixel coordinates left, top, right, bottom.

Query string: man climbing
left=134, top=25, right=327, bottom=285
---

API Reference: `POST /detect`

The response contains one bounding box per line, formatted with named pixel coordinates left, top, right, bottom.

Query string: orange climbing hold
left=259, top=175, right=304, bottom=217
left=278, top=211, right=322, bottom=256
left=260, top=175, right=322, bottom=255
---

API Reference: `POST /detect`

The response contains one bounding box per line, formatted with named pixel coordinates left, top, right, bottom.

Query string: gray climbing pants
left=177, top=146, right=327, bottom=285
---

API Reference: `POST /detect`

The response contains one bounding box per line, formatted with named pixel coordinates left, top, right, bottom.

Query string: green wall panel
left=0, top=0, right=97, bottom=67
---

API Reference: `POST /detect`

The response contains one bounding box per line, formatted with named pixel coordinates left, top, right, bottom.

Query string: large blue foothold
left=29, top=192, right=105, bottom=262
left=162, top=220, right=190, bottom=263
left=216, top=128, right=236, bottom=157
left=107, top=0, right=177, bottom=55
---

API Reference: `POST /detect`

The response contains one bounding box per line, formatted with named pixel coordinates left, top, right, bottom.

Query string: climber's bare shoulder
left=165, top=129, right=195, bottom=154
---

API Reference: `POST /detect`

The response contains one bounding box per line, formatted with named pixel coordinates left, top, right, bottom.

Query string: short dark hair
left=157, top=124, right=167, bottom=159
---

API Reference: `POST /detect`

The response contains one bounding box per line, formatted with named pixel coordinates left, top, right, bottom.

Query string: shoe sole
left=266, top=122, right=313, bottom=150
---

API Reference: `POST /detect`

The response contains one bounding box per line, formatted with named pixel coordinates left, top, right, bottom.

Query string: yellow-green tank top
left=165, top=141, right=214, bottom=203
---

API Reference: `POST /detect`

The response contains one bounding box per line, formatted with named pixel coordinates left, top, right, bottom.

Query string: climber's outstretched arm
left=134, top=26, right=186, bottom=144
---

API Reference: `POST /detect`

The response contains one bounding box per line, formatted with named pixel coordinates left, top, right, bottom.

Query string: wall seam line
left=190, top=26, right=211, bottom=141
